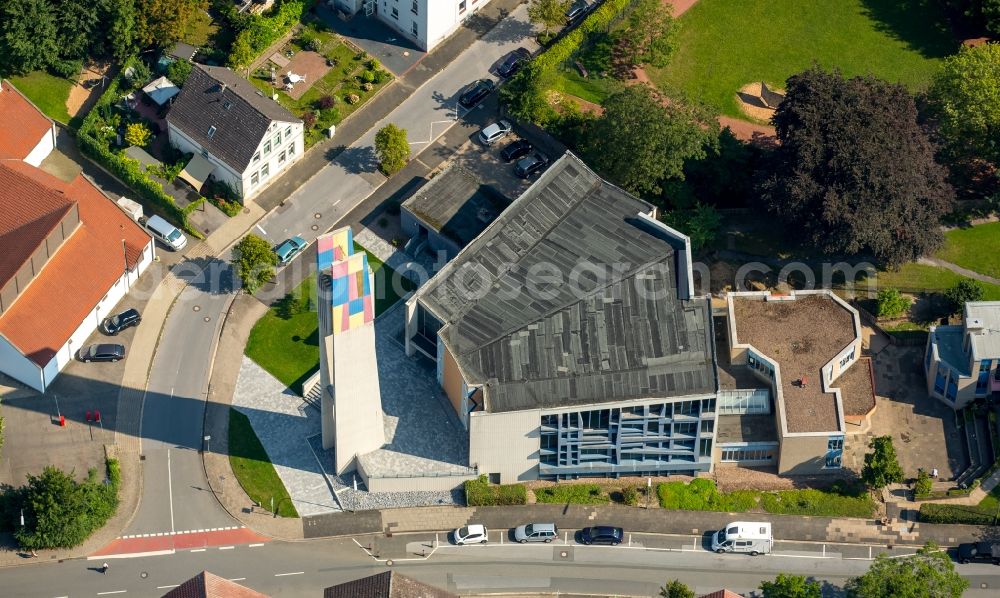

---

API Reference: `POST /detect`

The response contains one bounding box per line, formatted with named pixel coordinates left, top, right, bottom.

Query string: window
left=976, top=359, right=991, bottom=394
left=250, top=172, right=259, bottom=187
left=223, top=100, right=233, bottom=110
left=700, top=419, right=714, bottom=434
left=946, top=376, right=958, bottom=402
left=721, top=448, right=773, bottom=462
left=285, top=126, right=292, bottom=138
left=411, top=0, right=418, bottom=14
left=840, top=349, right=855, bottom=368
left=934, top=369, right=947, bottom=394
left=825, top=435, right=844, bottom=469
left=287, top=141, right=296, bottom=157
left=391, top=6, right=398, bottom=18
left=260, top=163, right=270, bottom=179
left=207, top=125, right=217, bottom=138
left=699, top=439, right=712, bottom=457
left=278, top=150, right=287, bottom=165
left=263, top=141, right=271, bottom=155
left=673, top=422, right=697, bottom=436
left=274, top=132, right=281, bottom=146
left=459, top=0, right=466, bottom=13
left=252, top=152, right=261, bottom=164
left=411, top=21, right=418, bottom=36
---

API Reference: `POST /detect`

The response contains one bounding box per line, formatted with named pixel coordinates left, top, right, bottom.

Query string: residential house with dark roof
left=405, top=152, right=720, bottom=482
left=166, top=64, right=303, bottom=201
left=323, top=571, right=456, bottom=598
left=0, top=80, right=57, bottom=166
left=0, top=86, right=154, bottom=391
left=926, top=301, right=1000, bottom=408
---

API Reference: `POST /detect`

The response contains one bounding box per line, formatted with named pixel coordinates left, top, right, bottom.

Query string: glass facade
left=825, top=436, right=844, bottom=468
left=538, top=398, right=717, bottom=479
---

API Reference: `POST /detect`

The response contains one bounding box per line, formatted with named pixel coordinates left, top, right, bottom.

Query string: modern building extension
left=723, top=291, right=876, bottom=475
left=166, top=64, right=303, bottom=201
left=332, top=0, right=492, bottom=51
left=0, top=82, right=153, bottom=392
left=925, top=302, right=1000, bottom=408
left=405, top=152, right=719, bottom=482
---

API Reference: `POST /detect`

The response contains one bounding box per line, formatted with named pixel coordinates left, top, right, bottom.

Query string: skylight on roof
left=207, top=125, right=217, bottom=138
left=223, top=100, right=232, bottom=110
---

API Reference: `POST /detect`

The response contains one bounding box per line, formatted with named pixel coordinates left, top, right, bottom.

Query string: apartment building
left=333, top=0, right=492, bottom=51
left=925, top=302, right=1000, bottom=408
left=405, top=152, right=720, bottom=483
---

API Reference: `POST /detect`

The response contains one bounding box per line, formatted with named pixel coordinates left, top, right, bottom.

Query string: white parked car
left=453, top=524, right=489, bottom=545
left=478, top=120, right=512, bottom=145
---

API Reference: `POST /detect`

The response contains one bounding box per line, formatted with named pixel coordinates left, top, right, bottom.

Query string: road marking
left=249, top=543, right=265, bottom=548
left=191, top=549, right=206, bottom=553
left=167, top=449, right=175, bottom=533
left=256, top=224, right=267, bottom=235
left=229, top=578, right=246, bottom=582
left=275, top=572, right=304, bottom=577
left=156, top=586, right=179, bottom=590
left=219, top=546, right=234, bottom=550
left=97, top=591, right=127, bottom=595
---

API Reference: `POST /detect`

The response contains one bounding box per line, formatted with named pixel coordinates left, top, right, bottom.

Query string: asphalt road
left=1, top=533, right=998, bottom=597
left=125, top=5, right=539, bottom=538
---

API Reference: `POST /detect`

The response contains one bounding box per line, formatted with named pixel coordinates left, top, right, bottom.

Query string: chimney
left=219, top=82, right=227, bottom=95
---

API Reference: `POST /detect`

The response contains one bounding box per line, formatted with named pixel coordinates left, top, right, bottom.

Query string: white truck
left=712, top=521, right=772, bottom=556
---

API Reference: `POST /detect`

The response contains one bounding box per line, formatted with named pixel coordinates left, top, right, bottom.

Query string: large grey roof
left=414, top=152, right=716, bottom=413
left=166, top=64, right=299, bottom=172
left=401, top=163, right=508, bottom=246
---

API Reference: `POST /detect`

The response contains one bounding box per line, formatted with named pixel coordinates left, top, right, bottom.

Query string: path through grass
left=648, top=0, right=956, bottom=119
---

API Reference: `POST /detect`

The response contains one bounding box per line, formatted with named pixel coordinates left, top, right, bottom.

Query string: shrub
left=361, top=70, right=375, bottom=84
left=367, top=58, right=381, bottom=71
left=317, top=94, right=336, bottom=110
left=125, top=122, right=152, bottom=148
left=919, top=503, right=995, bottom=525
left=166, top=59, right=193, bottom=86
left=535, top=484, right=610, bottom=505
left=876, top=287, right=911, bottom=319
left=346, top=93, right=360, bottom=105
left=759, top=488, right=874, bottom=518
left=464, top=475, right=527, bottom=506
left=620, top=485, right=639, bottom=506
left=227, top=1, right=306, bottom=68
left=372, top=68, right=391, bottom=84
left=302, top=110, right=317, bottom=128
left=361, top=82, right=373, bottom=92
left=945, top=279, right=985, bottom=314
left=914, top=470, right=933, bottom=498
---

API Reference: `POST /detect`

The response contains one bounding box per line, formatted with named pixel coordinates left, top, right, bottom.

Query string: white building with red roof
left=0, top=81, right=155, bottom=392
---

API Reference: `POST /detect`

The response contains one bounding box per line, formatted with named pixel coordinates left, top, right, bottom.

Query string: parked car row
left=478, top=121, right=551, bottom=179
left=452, top=523, right=624, bottom=546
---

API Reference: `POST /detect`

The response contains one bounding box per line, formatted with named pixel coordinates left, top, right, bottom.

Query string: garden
left=248, top=21, right=392, bottom=148
left=244, top=248, right=414, bottom=393
left=647, top=0, right=955, bottom=120
left=6, top=70, right=75, bottom=125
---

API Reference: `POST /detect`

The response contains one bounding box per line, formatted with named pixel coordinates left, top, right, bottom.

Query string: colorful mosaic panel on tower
left=317, top=228, right=374, bottom=334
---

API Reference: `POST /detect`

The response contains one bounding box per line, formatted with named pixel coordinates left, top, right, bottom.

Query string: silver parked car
left=479, top=120, right=512, bottom=146
left=513, top=522, right=558, bottom=543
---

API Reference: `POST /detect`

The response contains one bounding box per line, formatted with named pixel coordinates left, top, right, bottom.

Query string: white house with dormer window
left=332, top=0, right=493, bottom=51
left=166, top=64, right=303, bottom=202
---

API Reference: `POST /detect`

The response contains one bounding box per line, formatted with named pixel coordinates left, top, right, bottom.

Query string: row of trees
left=660, top=543, right=968, bottom=597
left=0, top=0, right=208, bottom=76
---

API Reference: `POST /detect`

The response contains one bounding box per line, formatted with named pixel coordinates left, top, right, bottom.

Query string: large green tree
left=659, top=579, right=694, bottom=598
left=15, top=463, right=119, bottom=550
left=945, top=278, right=985, bottom=313
left=0, top=0, right=59, bottom=74
left=106, top=0, right=138, bottom=62
left=135, top=0, right=206, bottom=49
left=846, top=543, right=968, bottom=598
left=583, top=84, right=718, bottom=196
left=528, top=0, right=571, bottom=35
left=53, top=0, right=100, bottom=61
left=927, top=43, right=1000, bottom=166
left=619, top=0, right=679, bottom=69
left=760, top=574, right=822, bottom=598
left=938, top=0, right=1000, bottom=36
left=757, top=66, right=954, bottom=267
left=499, top=61, right=556, bottom=125
left=374, top=123, right=410, bottom=176
left=233, top=234, right=277, bottom=295
left=861, top=435, right=904, bottom=490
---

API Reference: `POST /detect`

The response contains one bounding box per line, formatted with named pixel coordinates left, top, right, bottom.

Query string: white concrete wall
left=23, top=123, right=56, bottom=167
left=469, top=408, right=540, bottom=483
left=0, top=333, right=44, bottom=392
left=362, top=472, right=477, bottom=493
left=332, top=319, right=386, bottom=474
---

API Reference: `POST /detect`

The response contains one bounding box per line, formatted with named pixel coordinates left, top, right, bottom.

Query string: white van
left=143, top=215, right=187, bottom=251
left=712, top=521, right=772, bottom=556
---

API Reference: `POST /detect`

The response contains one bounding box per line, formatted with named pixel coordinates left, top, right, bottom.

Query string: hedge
left=464, top=475, right=527, bottom=506
left=229, top=0, right=305, bottom=68
left=919, top=503, right=996, bottom=525
left=534, top=483, right=610, bottom=504
left=77, top=57, right=202, bottom=238
left=532, top=0, right=633, bottom=73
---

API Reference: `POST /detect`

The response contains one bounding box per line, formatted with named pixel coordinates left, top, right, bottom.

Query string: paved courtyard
left=233, top=302, right=469, bottom=514
left=843, top=342, right=966, bottom=479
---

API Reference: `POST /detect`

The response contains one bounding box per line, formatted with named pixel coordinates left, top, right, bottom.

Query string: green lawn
left=8, top=71, right=74, bottom=124
left=648, top=0, right=956, bottom=119
left=244, top=245, right=415, bottom=391
left=228, top=408, right=299, bottom=518
left=873, top=263, right=1000, bottom=299
left=936, top=222, right=1000, bottom=280
left=249, top=26, right=391, bottom=148
left=658, top=479, right=874, bottom=518
left=549, top=68, right=621, bottom=106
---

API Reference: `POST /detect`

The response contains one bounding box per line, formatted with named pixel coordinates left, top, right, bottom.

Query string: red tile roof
left=0, top=160, right=151, bottom=366
left=699, top=591, right=744, bottom=598
left=163, top=571, right=269, bottom=598
left=0, top=80, right=53, bottom=160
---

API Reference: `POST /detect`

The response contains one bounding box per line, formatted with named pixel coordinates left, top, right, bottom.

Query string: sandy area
left=66, top=61, right=112, bottom=118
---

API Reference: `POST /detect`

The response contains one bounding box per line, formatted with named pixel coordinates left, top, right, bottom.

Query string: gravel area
left=337, top=488, right=464, bottom=511
left=733, top=294, right=856, bottom=433
left=836, top=356, right=877, bottom=417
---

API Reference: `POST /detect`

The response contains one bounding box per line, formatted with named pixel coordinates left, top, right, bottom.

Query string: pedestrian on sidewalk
left=102, top=562, right=109, bottom=574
